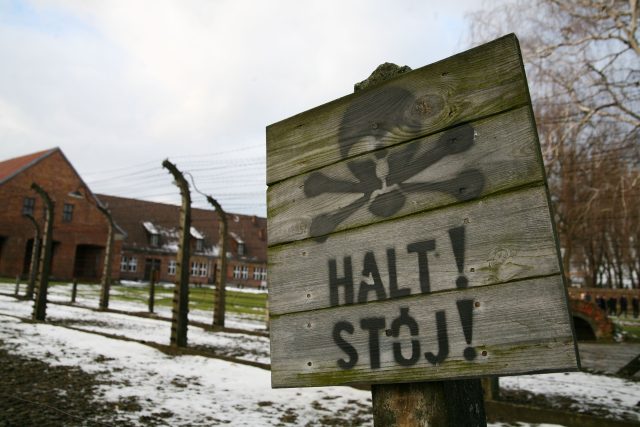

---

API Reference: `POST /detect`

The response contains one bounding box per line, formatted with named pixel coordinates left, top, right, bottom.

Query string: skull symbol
left=304, top=86, right=485, bottom=242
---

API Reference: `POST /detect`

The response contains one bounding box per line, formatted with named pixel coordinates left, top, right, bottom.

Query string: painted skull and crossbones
left=304, top=86, right=485, bottom=242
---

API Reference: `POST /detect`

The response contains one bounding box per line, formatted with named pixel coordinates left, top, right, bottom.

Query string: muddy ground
left=0, top=343, right=123, bottom=426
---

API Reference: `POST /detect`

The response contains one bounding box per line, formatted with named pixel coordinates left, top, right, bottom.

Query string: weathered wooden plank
left=268, top=185, right=560, bottom=316
left=267, top=34, right=577, bottom=391
left=271, top=275, right=577, bottom=388
left=266, top=34, right=527, bottom=184
left=267, top=106, right=542, bottom=245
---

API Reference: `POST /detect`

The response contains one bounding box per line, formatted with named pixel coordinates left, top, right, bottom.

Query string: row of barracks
left=0, top=148, right=267, bottom=288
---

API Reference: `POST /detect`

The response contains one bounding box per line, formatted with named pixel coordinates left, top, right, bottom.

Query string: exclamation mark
left=450, top=226, right=476, bottom=360
left=457, top=299, right=477, bottom=360
left=448, top=226, right=468, bottom=289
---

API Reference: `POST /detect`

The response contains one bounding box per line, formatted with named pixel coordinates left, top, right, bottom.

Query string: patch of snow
left=1, top=283, right=638, bottom=426
left=201, top=245, right=219, bottom=256
left=0, top=295, right=268, bottom=362
left=0, top=313, right=371, bottom=426
left=161, top=242, right=179, bottom=252
left=229, top=231, right=244, bottom=244
left=501, top=372, right=640, bottom=421
left=142, top=221, right=158, bottom=234
left=117, top=280, right=148, bottom=287
left=190, top=226, right=204, bottom=240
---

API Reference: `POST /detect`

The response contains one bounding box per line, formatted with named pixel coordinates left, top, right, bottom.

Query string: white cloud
left=0, top=0, right=497, bottom=215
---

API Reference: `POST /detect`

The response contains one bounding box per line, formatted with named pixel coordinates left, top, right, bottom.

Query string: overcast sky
left=0, top=0, right=505, bottom=216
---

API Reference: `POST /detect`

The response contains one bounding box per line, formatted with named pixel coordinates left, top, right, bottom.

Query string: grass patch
left=115, top=284, right=268, bottom=318
left=0, top=279, right=267, bottom=320
left=611, top=315, right=640, bottom=342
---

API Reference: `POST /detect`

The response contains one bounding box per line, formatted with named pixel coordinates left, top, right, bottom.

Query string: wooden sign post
left=266, top=34, right=579, bottom=425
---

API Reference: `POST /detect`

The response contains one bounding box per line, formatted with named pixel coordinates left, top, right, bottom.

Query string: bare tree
left=467, top=0, right=640, bottom=288
left=469, top=0, right=639, bottom=139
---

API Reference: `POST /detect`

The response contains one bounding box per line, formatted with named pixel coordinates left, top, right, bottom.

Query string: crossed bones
left=304, top=123, right=485, bottom=242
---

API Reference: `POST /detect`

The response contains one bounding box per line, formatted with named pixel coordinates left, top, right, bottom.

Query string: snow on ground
left=2, top=289, right=640, bottom=425
left=0, top=304, right=566, bottom=427
left=0, top=313, right=370, bottom=426
left=501, top=371, right=640, bottom=421
left=0, top=296, right=270, bottom=365
left=45, top=282, right=267, bottom=331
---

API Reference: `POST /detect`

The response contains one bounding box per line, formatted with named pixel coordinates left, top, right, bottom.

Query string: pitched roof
left=96, top=194, right=267, bottom=263
left=0, top=148, right=58, bottom=185
left=0, top=148, right=128, bottom=238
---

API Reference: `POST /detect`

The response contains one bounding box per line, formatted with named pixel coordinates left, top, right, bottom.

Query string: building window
left=150, top=234, right=159, bottom=247
left=120, top=256, right=138, bottom=272
left=168, top=260, right=176, bottom=275
left=241, top=265, right=249, bottom=280
left=22, top=197, right=35, bottom=216
left=62, top=203, right=74, bottom=222
left=195, top=239, right=203, bottom=252
left=253, top=267, right=267, bottom=281
left=238, top=243, right=245, bottom=256
left=191, top=261, right=208, bottom=277
left=233, top=265, right=242, bottom=279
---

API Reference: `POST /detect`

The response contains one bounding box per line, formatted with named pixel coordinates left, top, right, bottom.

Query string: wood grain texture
left=267, top=106, right=542, bottom=246
left=268, top=186, right=560, bottom=316
left=266, top=34, right=527, bottom=185
left=371, top=380, right=487, bottom=427
left=271, top=276, right=578, bottom=388
left=267, top=34, right=577, bottom=389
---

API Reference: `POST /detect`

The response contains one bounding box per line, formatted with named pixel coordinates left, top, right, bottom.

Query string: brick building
left=0, top=148, right=268, bottom=289
left=0, top=148, right=120, bottom=281
left=96, top=195, right=268, bottom=288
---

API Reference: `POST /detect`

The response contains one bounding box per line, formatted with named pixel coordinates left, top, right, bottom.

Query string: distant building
left=96, top=195, right=268, bottom=288
left=0, top=148, right=268, bottom=289
left=0, top=148, right=119, bottom=281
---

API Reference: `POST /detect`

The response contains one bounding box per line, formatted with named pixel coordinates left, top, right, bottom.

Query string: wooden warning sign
left=266, top=34, right=579, bottom=388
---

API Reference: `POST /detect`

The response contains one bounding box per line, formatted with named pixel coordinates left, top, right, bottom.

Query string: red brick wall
left=0, top=151, right=115, bottom=281
left=116, top=249, right=267, bottom=289
left=227, top=261, right=267, bottom=289
left=117, top=251, right=216, bottom=285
